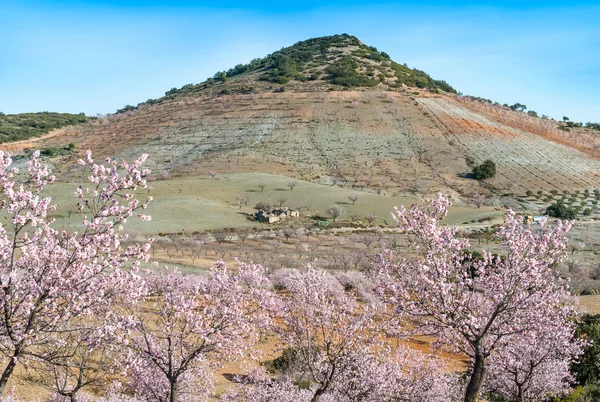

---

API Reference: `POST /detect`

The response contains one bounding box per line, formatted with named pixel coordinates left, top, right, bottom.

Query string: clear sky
left=1, top=0, right=598, bottom=122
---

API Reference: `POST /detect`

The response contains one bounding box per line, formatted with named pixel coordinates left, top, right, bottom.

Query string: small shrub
left=295, top=378, right=312, bottom=390
left=269, top=346, right=318, bottom=375
left=472, top=159, right=496, bottom=181
left=581, top=288, right=595, bottom=296
left=546, top=202, right=576, bottom=220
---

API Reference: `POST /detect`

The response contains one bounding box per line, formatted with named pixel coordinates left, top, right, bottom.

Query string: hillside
left=0, top=111, right=93, bottom=143
left=2, top=34, right=600, bottom=224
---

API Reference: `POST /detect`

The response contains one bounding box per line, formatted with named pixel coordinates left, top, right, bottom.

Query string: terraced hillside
left=8, top=89, right=599, bottom=193
left=3, top=34, right=600, bottom=220
left=418, top=97, right=600, bottom=192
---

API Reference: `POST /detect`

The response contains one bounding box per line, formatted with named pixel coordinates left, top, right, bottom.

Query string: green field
left=42, top=172, right=501, bottom=236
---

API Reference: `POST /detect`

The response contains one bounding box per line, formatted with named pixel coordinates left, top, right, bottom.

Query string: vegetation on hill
left=142, top=33, right=457, bottom=110
left=0, top=112, right=92, bottom=143
left=547, top=202, right=577, bottom=220
left=325, top=55, right=379, bottom=87
left=462, top=96, right=600, bottom=133
left=472, top=159, right=497, bottom=181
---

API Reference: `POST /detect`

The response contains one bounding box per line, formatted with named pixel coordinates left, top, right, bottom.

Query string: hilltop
left=107, top=33, right=456, bottom=117
left=147, top=34, right=456, bottom=103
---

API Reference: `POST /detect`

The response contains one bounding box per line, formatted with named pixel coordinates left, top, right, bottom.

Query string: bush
left=581, top=288, right=595, bottom=296
left=571, top=315, right=600, bottom=386
left=546, top=202, right=577, bottom=220
left=559, top=384, right=600, bottom=402
left=326, top=56, right=379, bottom=88
left=255, top=201, right=273, bottom=212
left=269, top=346, right=318, bottom=375
left=472, top=159, right=497, bottom=181
left=116, top=104, right=135, bottom=114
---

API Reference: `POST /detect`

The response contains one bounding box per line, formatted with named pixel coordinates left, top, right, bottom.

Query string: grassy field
left=44, top=172, right=501, bottom=236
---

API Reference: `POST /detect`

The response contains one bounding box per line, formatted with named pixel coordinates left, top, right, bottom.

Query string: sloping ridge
left=3, top=34, right=599, bottom=197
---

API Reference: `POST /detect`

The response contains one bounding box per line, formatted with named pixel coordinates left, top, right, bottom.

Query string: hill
left=0, top=111, right=93, bottom=143
left=2, top=34, right=600, bottom=229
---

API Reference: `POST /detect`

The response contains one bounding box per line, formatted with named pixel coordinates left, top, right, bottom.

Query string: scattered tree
left=255, top=201, right=273, bottom=213
left=235, top=195, right=249, bottom=209
left=510, top=103, right=527, bottom=112
left=326, top=205, right=344, bottom=223
left=212, top=229, right=228, bottom=244
left=366, top=213, right=377, bottom=226
left=124, top=263, right=270, bottom=402
left=282, top=228, right=296, bottom=241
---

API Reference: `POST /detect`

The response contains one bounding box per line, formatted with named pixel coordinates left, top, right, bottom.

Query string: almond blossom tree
left=329, top=346, right=461, bottom=402
left=485, top=318, right=583, bottom=402
left=0, top=150, right=152, bottom=395
left=219, top=366, right=312, bottom=402
left=124, top=261, right=272, bottom=402
left=275, top=268, right=382, bottom=402
left=371, top=193, right=578, bottom=402
left=30, top=326, right=123, bottom=401
left=41, top=382, right=144, bottom=402
left=224, top=268, right=458, bottom=402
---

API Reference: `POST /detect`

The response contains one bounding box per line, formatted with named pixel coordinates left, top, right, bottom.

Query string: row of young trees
left=0, top=151, right=584, bottom=401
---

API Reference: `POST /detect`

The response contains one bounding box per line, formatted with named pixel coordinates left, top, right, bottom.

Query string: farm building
left=253, top=207, right=300, bottom=223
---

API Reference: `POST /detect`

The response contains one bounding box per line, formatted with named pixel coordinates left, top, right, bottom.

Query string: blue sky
left=1, top=1, right=598, bottom=122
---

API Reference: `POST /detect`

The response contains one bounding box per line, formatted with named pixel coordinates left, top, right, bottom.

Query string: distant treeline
left=0, top=112, right=92, bottom=143
left=465, top=96, right=600, bottom=132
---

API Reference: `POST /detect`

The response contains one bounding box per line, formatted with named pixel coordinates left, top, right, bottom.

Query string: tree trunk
left=0, top=357, right=18, bottom=395
left=169, top=380, right=178, bottom=402
left=311, top=365, right=336, bottom=402
left=311, top=386, right=327, bottom=402
left=464, top=352, right=486, bottom=402
left=517, top=386, right=525, bottom=402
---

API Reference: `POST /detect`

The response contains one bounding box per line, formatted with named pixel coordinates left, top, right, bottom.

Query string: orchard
left=0, top=152, right=584, bottom=402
